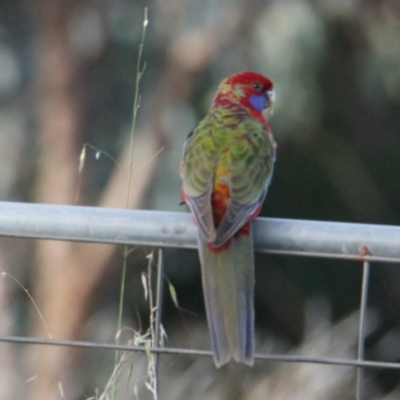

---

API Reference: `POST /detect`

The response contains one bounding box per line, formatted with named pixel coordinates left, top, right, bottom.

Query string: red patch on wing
left=211, top=183, right=229, bottom=228
left=206, top=181, right=231, bottom=252
left=207, top=240, right=230, bottom=253
left=251, top=203, right=262, bottom=220
left=233, top=204, right=261, bottom=238
left=180, top=187, right=187, bottom=203
left=234, top=221, right=250, bottom=237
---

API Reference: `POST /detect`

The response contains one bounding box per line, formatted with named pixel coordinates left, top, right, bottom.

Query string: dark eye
left=252, top=82, right=263, bottom=91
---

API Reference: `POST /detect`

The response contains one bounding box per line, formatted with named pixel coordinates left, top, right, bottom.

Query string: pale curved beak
left=266, top=89, right=275, bottom=115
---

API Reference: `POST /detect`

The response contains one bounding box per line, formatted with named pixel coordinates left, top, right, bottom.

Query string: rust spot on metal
left=357, top=245, right=371, bottom=260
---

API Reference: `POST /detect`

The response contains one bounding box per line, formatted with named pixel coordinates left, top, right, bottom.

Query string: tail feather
left=198, top=229, right=255, bottom=367
left=234, top=232, right=255, bottom=361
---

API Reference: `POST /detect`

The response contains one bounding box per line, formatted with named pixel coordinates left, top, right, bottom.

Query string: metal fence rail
left=0, top=201, right=399, bottom=399
left=0, top=201, right=399, bottom=261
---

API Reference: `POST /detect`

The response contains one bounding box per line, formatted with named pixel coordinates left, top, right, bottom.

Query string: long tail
left=198, top=229, right=255, bottom=368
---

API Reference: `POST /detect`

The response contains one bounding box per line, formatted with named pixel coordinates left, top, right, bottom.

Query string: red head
left=212, top=72, right=275, bottom=113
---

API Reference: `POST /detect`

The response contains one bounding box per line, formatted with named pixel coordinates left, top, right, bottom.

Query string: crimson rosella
left=179, top=72, right=276, bottom=367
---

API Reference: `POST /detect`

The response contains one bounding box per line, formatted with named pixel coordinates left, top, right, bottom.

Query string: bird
left=179, top=71, right=276, bottom=367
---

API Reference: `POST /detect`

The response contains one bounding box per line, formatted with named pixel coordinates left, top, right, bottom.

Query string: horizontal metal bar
left=0, top=335, right=399, bottom=371
left=0, top=201, right=399, bottom=262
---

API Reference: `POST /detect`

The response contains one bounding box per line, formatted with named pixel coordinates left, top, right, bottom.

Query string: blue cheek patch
left=249, top=94, right=267, bottom=111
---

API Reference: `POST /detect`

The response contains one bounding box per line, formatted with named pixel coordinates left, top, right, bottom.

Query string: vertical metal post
left=153, top=248, right=164, bottom=396
left=356, top=261, right=370, bottom=400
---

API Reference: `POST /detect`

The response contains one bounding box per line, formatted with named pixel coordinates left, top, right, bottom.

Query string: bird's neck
left=210, top=101, right=270, bottom=131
